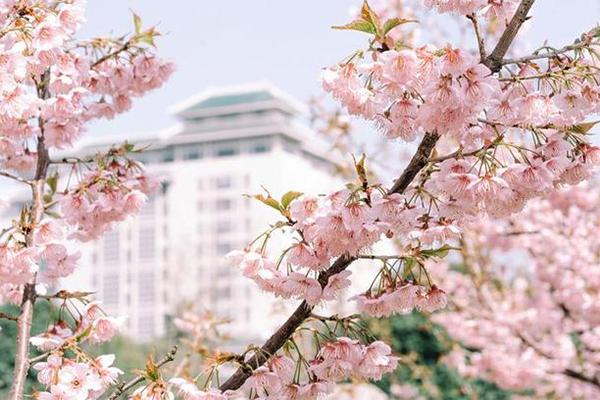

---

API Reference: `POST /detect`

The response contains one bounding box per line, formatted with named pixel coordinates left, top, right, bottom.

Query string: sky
left=79, top=1, right=600, bottom=139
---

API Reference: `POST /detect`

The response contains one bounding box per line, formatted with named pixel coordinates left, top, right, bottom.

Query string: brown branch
left=564, top=369, right=600, bottom=389
left=0, top=171, right=31, bottom=185
left=0, top=311, right=18, bottom=321
left=9, top=71, right=52, bottom=400
left=502, top=40, right=591, bottom=66
left=218, top=131, right=440, bottom=392
left=91, top=42, right=131, bottom=68
left=484, top=0, right=536, bottom=72
left=467, top=14, right=486, bottom=62
left=108, top=346, right=178, bottom=400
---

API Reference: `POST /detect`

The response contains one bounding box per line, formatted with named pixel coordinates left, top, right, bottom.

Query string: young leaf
left=332, top=20, right=377, bottom=35
left=281, top=191, right=303, bottom=209
left=47, top=172, right=58, bottom=194
left=360, top=0, right=380, bottom=31
left=569, top=120, right=599, bottom=134
left=383, top=17, right=417, bottom=36
left=354, top=154, right=368, bottom=187
left=132, top=11, right=142, bottom=35
left=250, top=194, right=282, bottom=212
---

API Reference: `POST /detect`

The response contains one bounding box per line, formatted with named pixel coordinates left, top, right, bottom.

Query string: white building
left=68, top=83, right=345, bottom=342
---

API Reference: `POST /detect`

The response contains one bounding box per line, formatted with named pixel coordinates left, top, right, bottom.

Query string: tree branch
left=501, top=40, right=591, bottom=66
left=467, top=14, right=486, bottom=62
left=9, top=71, right=52, bottom=400
left=108, top=346, right=178, bottom=400
left=218, top=131, right=440, bottom=391
left=484, top=0, right=536, bottom=72
left=564, top=368, right=600, bottom=389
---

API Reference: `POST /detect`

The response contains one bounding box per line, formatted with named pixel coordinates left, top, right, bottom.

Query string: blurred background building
left=63, top=83, right=342, bottom=343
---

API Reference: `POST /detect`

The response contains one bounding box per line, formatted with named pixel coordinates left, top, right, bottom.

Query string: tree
left=2, top=0, right=600, bottom=399
left=0, top=2, right=173, bottom=399
left=432, top=184, right=600, bottom=398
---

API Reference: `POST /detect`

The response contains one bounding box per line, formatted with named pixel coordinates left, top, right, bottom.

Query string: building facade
left=67, top=83, right=343, bottom=343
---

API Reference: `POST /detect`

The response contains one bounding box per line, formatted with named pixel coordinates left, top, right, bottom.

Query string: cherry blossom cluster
left=34, top=354, right=122, bottom=400
left=0, top=0, right=173, bottom=163
left=431, top=184, right=600, bottom=398
left=59, top=148, right=159, bottom=241
left=29, top=299, right=123, bottom=399
left=226, top=181, right=455, bottom=312
left=423, top=0, right=519, bottom=20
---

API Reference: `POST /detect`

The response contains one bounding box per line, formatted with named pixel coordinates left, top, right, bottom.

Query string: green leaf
left=354, top=154, right=367, bottom=186
left=46, top=172, right=58, bottom=194
left=44, top=210, right=61, bottom=219
left=332, top=1, right=381, bottom=37
left=281, top=191, right=303, bottom=209
left=251, top=194, right=282, bottom=212
left=132, top=11, right=142, bottom=35
left=360, top=0, right=380, bottom=31
left=421, top=244, right=454, bottom=260
left=383, top=17, right=417, bottom=36
left=568, top=120, right=599, bottom=134
left=332, top=20, right=377, bottom=34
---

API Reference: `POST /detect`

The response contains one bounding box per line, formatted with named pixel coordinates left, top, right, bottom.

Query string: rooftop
left=169, top=82, right=308, bottom=120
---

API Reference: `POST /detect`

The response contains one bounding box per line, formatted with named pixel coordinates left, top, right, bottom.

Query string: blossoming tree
left=3, top=0, right=600, bottom=399
left=432, top=184, right=600, bottom=398
left=0, top=1, right=173, bottom=399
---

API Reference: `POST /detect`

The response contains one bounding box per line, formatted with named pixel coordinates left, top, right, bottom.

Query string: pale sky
left=79, top=1, right=600, bottom=139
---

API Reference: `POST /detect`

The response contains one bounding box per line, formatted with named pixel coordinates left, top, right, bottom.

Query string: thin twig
left=502, top=41, right=590, bottom=66
left=91, top=42, right=131, bottom=68
left=467, top=13, right=486, bottom=62
left=0, top=171, right=31, bottom=185
left=108, top=346, right=178, bottom=400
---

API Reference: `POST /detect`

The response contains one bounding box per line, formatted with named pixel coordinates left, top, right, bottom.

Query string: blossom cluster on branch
left=0, top=1, right=172, bottom=399
left=3, top=0, right=600, bottom=399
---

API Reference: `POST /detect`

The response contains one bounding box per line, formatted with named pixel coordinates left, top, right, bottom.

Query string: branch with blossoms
left=0, top=2, right=173, bottom=399
left=156, top=0, right=600, bottom=397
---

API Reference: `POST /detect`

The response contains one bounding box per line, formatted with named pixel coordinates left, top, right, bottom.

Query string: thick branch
left=484, top=0, right=536, bottom=72
left=9, top=73, right=52, bottom=400
left=218, top=131, right=440, bottom=392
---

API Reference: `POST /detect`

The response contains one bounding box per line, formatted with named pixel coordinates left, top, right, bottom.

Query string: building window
left=183, top=147, right=202, bottom=160
left=138, top=315, right=155, bottom=339
left=216, top=220, right=232, bottom=233
left=250, top=143, right=270, bottom=153
left=216, top=146, right=237, bottom=157
left=215, top=198, right=232, bottom=211
left=162, top=148, right=175, bottom=163
left=216, top=242, right=233, bottom=256
left=139, top=227, right=155, bottom=261
left=139, top=197, right=156, bottom=219
left=214, top=176, right=232, bottom=189
left=138, top=271, right=155, bottom=303
left=103, top=274, right=119, bottom=306
left=103, top=230, right=120, bottom=264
